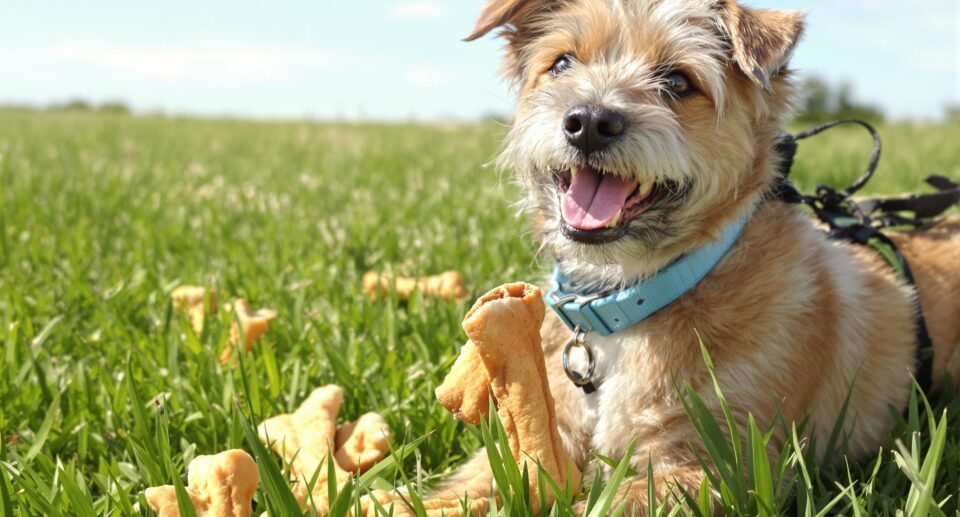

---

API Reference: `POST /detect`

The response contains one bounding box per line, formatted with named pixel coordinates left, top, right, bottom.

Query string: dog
left=432, top=0, right=960, bottom=513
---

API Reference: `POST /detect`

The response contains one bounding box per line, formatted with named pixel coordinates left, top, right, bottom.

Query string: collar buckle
left=551, top=291, right=608, bottom=334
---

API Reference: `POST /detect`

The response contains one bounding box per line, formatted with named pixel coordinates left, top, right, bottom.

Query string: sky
left=0, top=0, right=957, bottom=121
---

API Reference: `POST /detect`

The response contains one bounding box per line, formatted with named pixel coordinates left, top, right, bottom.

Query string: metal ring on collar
left=552, top=291, right=605, bottom=309
left=552, top=293, right=579, bottom=310
left=562, top=326, right=596, bottom=387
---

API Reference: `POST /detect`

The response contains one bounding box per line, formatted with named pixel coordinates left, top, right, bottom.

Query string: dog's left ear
left=464, top=0, right=536, bottom=41
left=722, top=2, right=805, bottom=90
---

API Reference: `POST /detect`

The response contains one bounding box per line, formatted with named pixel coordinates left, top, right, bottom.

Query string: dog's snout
left=562, top=105, right=627, bottom=155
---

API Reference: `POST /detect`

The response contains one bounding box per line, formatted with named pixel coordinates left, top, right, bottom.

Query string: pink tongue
left=561, top=166, right=638, bottom=230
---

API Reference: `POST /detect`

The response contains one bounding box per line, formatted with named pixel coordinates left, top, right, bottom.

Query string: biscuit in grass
left=171, top=285, right=218, bottom=335
left=362, top=271, right=467, bottom=301
left=334, top=412, right=392, bottom=473
left=434, top=341, right=489, bottom=424
left=220, top=299, right=277, bottom=363
left=258, top=385, right=392, bottom=512
left=430, top=282, right=582, bottom=515
left=144, top=449, right=259, bottom=517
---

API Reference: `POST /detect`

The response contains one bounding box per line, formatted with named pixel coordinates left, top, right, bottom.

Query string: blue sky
left=0, top=1, right=956, bottom=120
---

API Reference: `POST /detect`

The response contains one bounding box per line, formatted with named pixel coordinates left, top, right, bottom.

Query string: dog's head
left=470, top=0, right=804, bottom=287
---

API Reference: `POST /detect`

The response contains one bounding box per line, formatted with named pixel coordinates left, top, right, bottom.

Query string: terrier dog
left=436, top=0, right=960, bottom=513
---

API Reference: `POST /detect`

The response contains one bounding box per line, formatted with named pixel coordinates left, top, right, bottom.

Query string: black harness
left=773, top=119, right=960, bottom=394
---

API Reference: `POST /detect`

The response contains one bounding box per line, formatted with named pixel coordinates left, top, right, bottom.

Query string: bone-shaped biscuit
left=362, top=271, right=467, bottom=301
left=334, top=412, right=392, bottom=473
left=258, top=385, right=392, bottom=512
left=432, top=283, right=582, bottom=515
left=220, top=299, right=277, bottom=363
left=259, top=385, right=344, bottom=479
left=144, top=449, right=259, bottom=517
left=171, top=285, right=218, bottom=335
left=434, top=342, right=489, bottom=424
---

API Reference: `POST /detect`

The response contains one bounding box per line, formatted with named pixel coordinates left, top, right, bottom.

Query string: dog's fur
left=438, top=0, right=960, bottom=513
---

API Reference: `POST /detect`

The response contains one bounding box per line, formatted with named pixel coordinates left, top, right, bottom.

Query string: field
left=0, top=109, right=958, bottom=515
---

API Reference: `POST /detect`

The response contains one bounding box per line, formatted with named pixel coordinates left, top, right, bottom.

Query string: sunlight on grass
left=0, top=110, right=957, bottom=514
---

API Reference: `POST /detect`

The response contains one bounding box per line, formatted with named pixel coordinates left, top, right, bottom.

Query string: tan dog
left=437, top=0, right=960, bottom=513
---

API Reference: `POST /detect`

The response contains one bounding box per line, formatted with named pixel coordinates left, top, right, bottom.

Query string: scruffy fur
left=438, top=0, right=960, bottom=514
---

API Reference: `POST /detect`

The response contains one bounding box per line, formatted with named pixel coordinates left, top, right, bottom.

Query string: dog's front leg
left=573, top=465, right=708, bottom=517
left=429, top=450, right=497, bottom=503
left=361, top=452, right=494, bottom=516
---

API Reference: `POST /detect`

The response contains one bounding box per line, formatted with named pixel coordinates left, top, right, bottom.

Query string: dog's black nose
left=562, top=105, right=627, bottom=155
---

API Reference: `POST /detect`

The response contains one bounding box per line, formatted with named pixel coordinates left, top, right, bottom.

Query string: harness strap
left=868, top=232, right=935, bottom=392
left=858, top=176, right=960, bottom=223
left=773, top=120, right=953, bottom=394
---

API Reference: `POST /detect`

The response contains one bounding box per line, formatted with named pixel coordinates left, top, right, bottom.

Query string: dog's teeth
left=638, top=182, right=654, bottom=198
left=606, top=210, right=622, bottom=228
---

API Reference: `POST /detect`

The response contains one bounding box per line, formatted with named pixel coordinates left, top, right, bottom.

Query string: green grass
left=0, top=109, right=958, bottom=516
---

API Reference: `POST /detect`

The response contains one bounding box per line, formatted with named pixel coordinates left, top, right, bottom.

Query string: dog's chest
left=561, top=327, right=676, bottom=459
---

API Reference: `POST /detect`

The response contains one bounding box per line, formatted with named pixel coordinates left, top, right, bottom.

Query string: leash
left=774, top=119, right=960, bottom=394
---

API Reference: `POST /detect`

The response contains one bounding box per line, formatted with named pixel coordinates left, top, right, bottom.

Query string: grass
left=0, top=109, right=958, bottom=516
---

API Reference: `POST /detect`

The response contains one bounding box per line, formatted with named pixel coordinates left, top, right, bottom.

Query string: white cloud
left=0, top=43, right=334, bottom=84
left=388, top=2, right=444, bottom=19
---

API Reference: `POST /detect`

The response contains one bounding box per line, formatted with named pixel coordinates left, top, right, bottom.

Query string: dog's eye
left=550, top=55, right=574, bottom=76
left=664, top=72, right=694, bottom=96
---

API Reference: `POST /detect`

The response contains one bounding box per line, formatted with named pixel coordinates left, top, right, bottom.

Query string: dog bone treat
left=259, top=385, right=345, bottom=485
left=220, top=299, right=278, bottom=363
left=362, top=270, right=467, bottom=301
left=435, top=341, right=490, bottom=424
left=435, top=283, right=581, bottom=514
left=171, top=285, right=218, bottom=335
left=258, top=385, right=392, bottom=511
left=144, top=449, right=259, bottom=517
left=334, top=412, right=392, bottom=473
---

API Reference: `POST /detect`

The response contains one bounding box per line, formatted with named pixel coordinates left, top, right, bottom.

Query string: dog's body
left=440, top=0, right=960, bottom=512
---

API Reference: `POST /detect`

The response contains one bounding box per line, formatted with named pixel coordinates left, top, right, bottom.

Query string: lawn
left=0, top=109, right=958, bottom=515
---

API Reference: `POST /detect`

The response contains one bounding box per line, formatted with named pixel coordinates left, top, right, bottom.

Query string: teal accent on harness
left=548, top=214, right=751, bottom=336
left=828, top=215, right=907, bottom=279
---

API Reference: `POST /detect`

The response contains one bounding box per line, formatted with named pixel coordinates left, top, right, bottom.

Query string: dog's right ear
left=464, top=0, right=536, bottom=41
left=721, top=2, right=805, bottom=90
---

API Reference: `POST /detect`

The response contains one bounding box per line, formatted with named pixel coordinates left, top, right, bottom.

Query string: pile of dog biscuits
left=156, top=276, right=575, bottom=516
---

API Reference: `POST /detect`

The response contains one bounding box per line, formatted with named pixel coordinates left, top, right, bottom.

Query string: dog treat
left=362, top=271, right=467, bottom=301
left=258, top=385, right=392, bottom=511
left=144, top=449, right=259, bottom=517
left=220, top=299, right=277, bottom=363
left=171, top=285, right=218, bottom=335
left=334, top=412, right=392, bottom=473
left=435, top=342, right=489, bottom=424
left=258, top=384, right=346, bottom=500
left=434, top=283, right=581, bottom=514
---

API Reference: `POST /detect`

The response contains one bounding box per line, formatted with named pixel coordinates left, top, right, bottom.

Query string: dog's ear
left=722, top=2, right=805, bottom=90
left=465, top=0, right=537, bottom=41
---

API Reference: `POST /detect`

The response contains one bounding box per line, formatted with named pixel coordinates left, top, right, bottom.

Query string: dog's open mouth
left=554, top=166, right=661, bottom=239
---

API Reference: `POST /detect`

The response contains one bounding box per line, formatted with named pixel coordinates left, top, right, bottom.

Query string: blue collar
left=548, top=214, right=751, bottom=336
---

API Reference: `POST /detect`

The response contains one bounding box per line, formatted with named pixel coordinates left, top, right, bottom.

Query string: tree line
left=795, top=76, right=885, bottom=124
